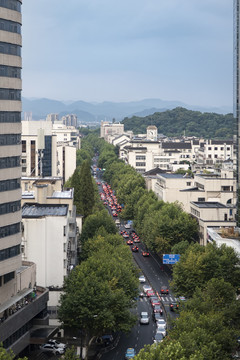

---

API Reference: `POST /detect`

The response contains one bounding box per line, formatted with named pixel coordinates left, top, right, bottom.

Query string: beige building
left=21, top=177, right=82, bottom=324
left=190, top=202, right=236, bottom=245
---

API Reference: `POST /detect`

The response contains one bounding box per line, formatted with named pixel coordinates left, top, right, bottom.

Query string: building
left=21, top=177, right=82, bottom=325
left=61, top=114, right=77, bottom=128
left=100, top=121, right=124, bottom=141
left=0, top=2, right=50, bottom=355
left=22, top=121, right=79, bottom=182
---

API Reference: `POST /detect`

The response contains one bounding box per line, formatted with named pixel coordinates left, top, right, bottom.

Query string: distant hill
left=22, top=97, right=233, bottom=124
left=122, top=107, right=235, bottom=139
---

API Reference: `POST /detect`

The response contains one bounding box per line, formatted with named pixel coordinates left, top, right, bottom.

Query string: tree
left=78, top=160, right=95, bottom=217
left=171, top=242, right=240, bottom=297
left=0, top=345, right=27, bottom=360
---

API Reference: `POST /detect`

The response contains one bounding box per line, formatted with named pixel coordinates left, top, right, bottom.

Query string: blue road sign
left=163, top=254, right=180, bottom=264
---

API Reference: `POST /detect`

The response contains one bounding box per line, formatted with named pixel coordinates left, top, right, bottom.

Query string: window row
left=0, top=18, right=21, bottom=34
left=0, top=41, right=21, bottom=56
left=0, top=0, right=21, bottom=12
left=0, top=111, right=21, bottom=123
left=0, top=134, right=21, bottom=145
left=136, top=156, right=146, bottom=160
left=0, top=222, right=20, bottom=238
left=0, top=88, right=21, bottom=101
left=0, top=65, right=21, bottom=79
left=0, top=156, right=20, bottom=169
left=0, top=200, right=21, bottom=215
left=136, top=162, right=146, bottom=167
left=0, top=245, right=20, bottom=262
left=208, top=146, right=231, bottom=151
left=0, top=178, right=20, bottom=192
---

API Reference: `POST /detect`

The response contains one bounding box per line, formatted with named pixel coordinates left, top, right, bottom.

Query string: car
left=154, top=332, right=164, bottom=343
left=40, top=344, right=65, bottom=355
left=179, top=296, right=186, bottom=301
left=125, top=347, right=136, bottom=359
left=160, top=286, right=169, bottom=295
left=127, top=240, right=133, bottom=245
left=153, top=304, right=163, bottom=315
left=47, top=339, right=66, bottom=349
left=143, top=285, right=152, bottom=293
left=125, top=223, right=131, bottom=229
left=150, top=297, right=161, bottom=307
left=133, top=238, right=140, bottom=243
left=138, top=275, right=146, bottom=283
left=146, top=290, right=155, bottom=297
left=170, top=302, right=179, bottom=311
left=131, top=246, right=139, bottom=252
left=156, top=326, right=166, bottom=337
left=156, top=319, right=166, bottom=329
left=142, top=251, right=150, bottom=257
left=152, top=312, right=163, bottom=322
left=139, top=311, right=150, bottom=324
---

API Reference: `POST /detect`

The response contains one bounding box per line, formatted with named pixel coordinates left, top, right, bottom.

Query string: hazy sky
left=22, top=0, right=233, bottom=108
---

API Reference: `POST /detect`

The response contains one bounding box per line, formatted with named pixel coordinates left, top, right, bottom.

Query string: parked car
left=156, top=319, right=166, bottom=329
left=139, top=312, right=149, bottom=324
left=40, top=344, right=65, bottom=355
left=156, top=326, right=166, bottom=337
left=125, top=347, right=136, bottom=359
left=47, top=339, right=66, bottom=349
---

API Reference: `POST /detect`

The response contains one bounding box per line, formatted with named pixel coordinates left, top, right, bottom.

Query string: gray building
left=0, top=1, right=50, bottom=356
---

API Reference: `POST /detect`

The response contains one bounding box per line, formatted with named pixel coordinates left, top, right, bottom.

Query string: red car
left=131, top=246, right=139, bottom=252
left=142, top=251, right=150, bottom=257
left=146, top=290, right=155, bottom=297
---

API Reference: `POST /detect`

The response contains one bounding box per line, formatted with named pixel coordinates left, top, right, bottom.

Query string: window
left=208, top=147, right=212, bottom=150
left=0, top=178, right=20, bottom=192
left=136, top=156, right=146, bottom=160
left=208, top=155, right=212, bottom=158
left=0, top=42, right=21, bottom=56
left=0, top=88, right=21, bottom=101
left=214, top=147, right=218, bottom=150
left=136, top=162, right=146, bottom=167
left=186, top=182, right=191, bottom=186
left=227, top=147, right=230, bottom=151
left=198, top=197, right=205, bottom=202
left=0, top=0, right=21, bottom=12
left=0, top=200, right=21, bottom=215
left=221, top=147, right=224, bottom=150
left=0, top=222, right=20, bottom=238
left=0, top=112, right=21, bottom=123
left=0, top=156, right=20, bottom=169
left=214, top=155, right=217, bottom=158
left=0, top=19, right=21, bottom=34
left=0, top=134, right=21, bottom=146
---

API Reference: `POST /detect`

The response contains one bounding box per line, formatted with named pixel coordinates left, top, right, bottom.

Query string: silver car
left=140, top=311, right=149, bottom=324
left=40, top=343, right=65, bottom=355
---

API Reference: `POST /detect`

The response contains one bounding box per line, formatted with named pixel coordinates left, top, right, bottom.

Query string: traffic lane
left=101, top=296, right=154, bottom=360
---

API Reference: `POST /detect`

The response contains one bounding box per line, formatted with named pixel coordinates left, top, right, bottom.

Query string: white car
left=156, top=319, right=166, bottom=329
left=139, top=275, right=146, bottom=283
left=40, top=343, right=65, bottom=355
left=47, top=339, right=66, bottom=349
left=156, top=326, right=166, bottom=337
left=140, top=312, right=149, bottom=324
left=143, top=285, right=152, bottom=293
left=125, top=223, right=131, bottom=229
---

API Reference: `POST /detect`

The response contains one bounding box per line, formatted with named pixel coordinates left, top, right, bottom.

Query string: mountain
left=22, top=97, right=233, bottom=123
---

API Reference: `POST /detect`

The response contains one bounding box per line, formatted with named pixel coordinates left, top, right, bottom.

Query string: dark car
left=160, top=286, right=169, bottom=295
left=153, top=304, right=163, bottom=315
left=142, top=251, right=150, bottom=257
left=152, top=312, right=163, bottom=322
left=131, top=246, right=139, bottom=252
left=170, top=302, right=179, bottom=311
left=127, top=240, right=133, bottom=245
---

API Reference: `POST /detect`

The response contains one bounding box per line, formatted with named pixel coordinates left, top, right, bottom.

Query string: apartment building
left=21, top=177, right=82, bottom=325
left=0, top=1, right=50, bottom=355
left=22, top=120, right=78, bottom=183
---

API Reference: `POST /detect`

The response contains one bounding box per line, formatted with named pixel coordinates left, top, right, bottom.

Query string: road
left=97, top=178, right=179, bottom=359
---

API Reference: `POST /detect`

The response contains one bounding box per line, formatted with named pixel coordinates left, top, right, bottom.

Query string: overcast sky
left=22, top=0, right=233, bottom=108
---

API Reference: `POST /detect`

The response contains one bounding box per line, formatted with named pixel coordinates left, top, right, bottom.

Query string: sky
left=22, top=0, right=233, bottom=108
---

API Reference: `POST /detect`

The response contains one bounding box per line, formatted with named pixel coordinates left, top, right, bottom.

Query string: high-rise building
left=0, top=2, right=49, bottom=356
left=234, top=0, right=240, bottom=224
left=0, top=0, right=22, bottom=306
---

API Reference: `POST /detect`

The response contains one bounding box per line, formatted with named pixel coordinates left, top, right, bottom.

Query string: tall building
left=0, top=0, right=22, bottom=307
left=0, top=2, right=50, bottom=356
left=234, top=0, right=240, bottom=224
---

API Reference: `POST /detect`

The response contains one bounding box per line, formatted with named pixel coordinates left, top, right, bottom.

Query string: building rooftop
left=162, top=142, right=192, bottom=149
left=191, top=201, right=227, bottom=208
left=22, top=203, right=68, bottom=217
left=51, top=189, right=73, bottom=198
left=157, top=173, right=188, bottom=179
